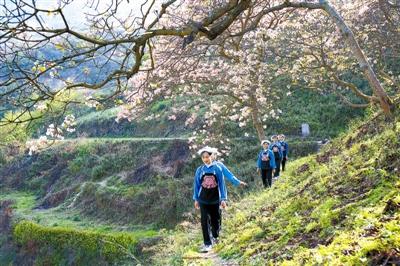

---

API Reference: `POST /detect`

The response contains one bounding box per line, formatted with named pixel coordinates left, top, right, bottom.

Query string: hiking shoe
left=200, top=244, right=212, bottom=253
left=212, top=237, right=219, bottom=245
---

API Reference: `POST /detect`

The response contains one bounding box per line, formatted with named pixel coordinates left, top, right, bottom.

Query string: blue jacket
left=215, top=161, right=241, bottom=187
left=257, top=149, right=276, bottom=169
left=269, top=142, right=283, bottom=160
left=193, top=163, right=227, bottom=204
left=280, top=141, right=289, bottom=157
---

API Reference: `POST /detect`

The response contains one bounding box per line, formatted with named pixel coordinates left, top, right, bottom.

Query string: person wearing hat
left=210, top=147, right=247, bottom=187
left=278, top=134, right=289, bottom=172
left=257, top=140, right=276, bottom=188
left=269, top=135, right=282, bottom=179
left=193, top=146, right=227, bottom=253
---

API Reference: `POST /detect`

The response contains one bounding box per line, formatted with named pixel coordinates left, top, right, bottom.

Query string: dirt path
left=182, top=249, right=239, bottom=266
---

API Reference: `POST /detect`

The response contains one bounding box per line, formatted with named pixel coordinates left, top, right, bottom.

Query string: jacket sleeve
left=216, top=168, right=228, bottom=201
left=256, top=152, right=262, bottom=169
left=269, top=151, right=276, bottom=169
left=219, top=162, right=241, bottom=187
left=193, top=167, right=201, bottom=201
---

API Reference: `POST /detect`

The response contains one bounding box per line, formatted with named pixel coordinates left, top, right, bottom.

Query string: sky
left=6, top=0, right=160, bottom=31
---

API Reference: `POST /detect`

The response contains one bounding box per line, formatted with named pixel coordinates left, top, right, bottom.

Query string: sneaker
left=212, top=237, right=219, bottom=245
left=200, top=244, right=212, bottom=253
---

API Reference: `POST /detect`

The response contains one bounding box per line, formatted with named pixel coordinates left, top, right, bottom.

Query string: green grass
left=13, top=220, right=149, bottom=265
left=76, top=107, right=119, bottom=124
left=149, top=111, right=400, bottom=265
left=0, top=191, right=36, bottom=215
left=0, top=190, right=158, bottom=265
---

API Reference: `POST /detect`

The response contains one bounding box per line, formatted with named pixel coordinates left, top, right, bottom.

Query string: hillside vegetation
left=0, top=132, right=322, bottom=265
left=71, top=89, right=364, bottom=139
left=0, top=92, right=380, bottom=265
left=151, top=110, right=400, bottom=265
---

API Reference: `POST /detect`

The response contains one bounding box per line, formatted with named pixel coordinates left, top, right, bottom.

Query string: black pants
left=200, top=203, right=221, bottom=245
left=261, top=169, right=273, bottom=188
left=274, top=160, right=281, bottom=177
left=282, top=157, right=287, bottom=172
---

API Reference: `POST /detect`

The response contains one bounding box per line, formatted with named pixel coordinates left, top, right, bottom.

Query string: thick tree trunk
left=319, top=0, right=394, bottom=114
left=253, top=117, right=265, bottom=142
left=249, top=96, right=265, bottom=142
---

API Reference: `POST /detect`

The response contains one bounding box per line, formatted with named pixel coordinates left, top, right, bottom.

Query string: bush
left=13, top=220, right=138, bottom=264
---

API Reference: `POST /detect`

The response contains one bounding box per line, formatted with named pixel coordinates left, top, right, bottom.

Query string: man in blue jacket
left=193, top=147, right=227, bottom=253
left=279, top=134, right=289, bottom=172
left=257, top=140, right=276, bottom=188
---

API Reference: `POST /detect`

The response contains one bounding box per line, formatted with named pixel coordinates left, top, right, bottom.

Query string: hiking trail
left=182, top=249, right=238, bottom=266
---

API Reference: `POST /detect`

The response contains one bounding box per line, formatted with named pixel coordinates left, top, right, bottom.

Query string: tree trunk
left=249, top=96, right=265, bottom=142
left=319, top=0, right=394, bottom=114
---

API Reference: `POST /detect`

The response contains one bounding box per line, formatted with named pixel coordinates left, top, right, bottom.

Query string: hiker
left=193, top=147, right=227, bottom=253
left=270, top=135, right=282, bottom=179
left=279, top=134, right=289, bottom=172
left=256, top=140, right=276, bottom=188
left=210, top=147, right=247, bottom=187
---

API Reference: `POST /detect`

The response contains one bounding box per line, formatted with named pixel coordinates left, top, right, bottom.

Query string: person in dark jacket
left=256, top=140, right=276, bottom=188
left=279, top=134, right=289, bottom=172
left=193, top=147, right=227, bottom=253
left=270, top=135, right=282, bottom=179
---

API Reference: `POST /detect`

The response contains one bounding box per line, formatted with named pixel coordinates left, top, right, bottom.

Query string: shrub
left=13, top=220, right=138, bottom=264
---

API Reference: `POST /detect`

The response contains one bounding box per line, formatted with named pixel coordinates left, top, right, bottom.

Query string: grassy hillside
left=0, top=134, right=323, bottom=265
left=1, top=138, right=193, bottom=227
left=0, top=138, right=193, bottom=265
left=71, top=89, right=364, bottom=139
left=0, top=90, right=375, bottom=265
left=150, top=110, right=400, bottom=265
left=73, top=104, right=196, bottom=138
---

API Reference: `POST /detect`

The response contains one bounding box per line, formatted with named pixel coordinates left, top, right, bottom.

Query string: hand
left=272, top=169, right=275, bottom=175
left=286, top=156, right=288, bottom=160
left=194, top=201, right=200, bottom=210
left=257, top=168, right=260, bottom=174
left=220, top=201, right=227, bottom=209
left=240, top=181, right=248, bottom=187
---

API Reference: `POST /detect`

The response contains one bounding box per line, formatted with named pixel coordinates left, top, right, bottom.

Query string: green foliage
left=0, top=192, right=36, bottom=215
left=150, top=99, right=172, bottom=113
left=13, top=220, right=140, bottom=264
left=154, top=111, right=400, bottom=265
left=269, top=88, right=366, bottom=138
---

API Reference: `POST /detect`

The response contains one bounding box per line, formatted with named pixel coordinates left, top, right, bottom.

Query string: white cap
left=261, top=140, right=270, bottom=145
left=197, top=146, right=219, bottom=155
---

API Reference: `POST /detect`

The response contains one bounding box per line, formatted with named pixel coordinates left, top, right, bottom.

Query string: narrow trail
left=182, top=249, right=238, bottom=266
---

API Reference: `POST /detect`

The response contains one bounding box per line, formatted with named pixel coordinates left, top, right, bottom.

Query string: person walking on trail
left=279, top=134, right=289, bottom=172
left=210, top=147, right=248, bottom=187
left=256, top=140, right=276, bottom=188
left=270, top=135, right=283, bottom=179
left=193, top=147, right=227, bottom=253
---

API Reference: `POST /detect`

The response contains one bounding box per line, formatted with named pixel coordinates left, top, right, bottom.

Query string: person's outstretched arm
left=218, top=162, right=241, bottom=187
